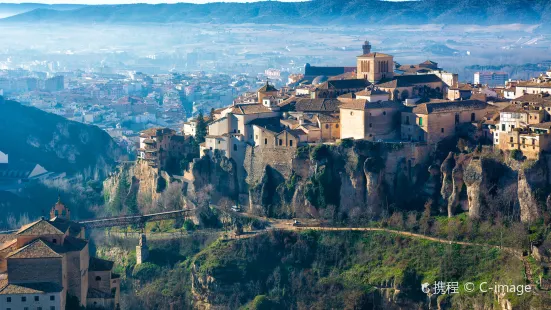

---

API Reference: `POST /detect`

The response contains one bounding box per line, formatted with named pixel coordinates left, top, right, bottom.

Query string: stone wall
left=244, top=146, right=297, bottom=187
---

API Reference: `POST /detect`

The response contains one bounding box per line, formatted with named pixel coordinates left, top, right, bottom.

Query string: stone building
left=493, top=99, right=551, bottom=159
left=356, top=49, right=394, bottom=83
left=0, top=201, right=120, bottom=310
left=376, top=74, right=445, bottom=101
left=137, top=127, right=191, bottom=170
left=400, top=100, right=492, bottom=144
left=339, top=99, right=402, bottom=141
left=311, top=79, right=371, bottom=99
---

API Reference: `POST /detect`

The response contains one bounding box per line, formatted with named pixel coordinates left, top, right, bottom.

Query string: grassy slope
left=188, top=230, right=534, bottom=309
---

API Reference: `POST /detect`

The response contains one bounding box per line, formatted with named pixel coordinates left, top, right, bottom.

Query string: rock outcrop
left=518, top=160, right=548, bottom=223
left=191, top=154, right=239, bottom=202
left=241, top=141, right=431, bottom=219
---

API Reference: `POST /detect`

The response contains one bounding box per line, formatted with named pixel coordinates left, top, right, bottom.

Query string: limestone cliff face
left=518, top=160, right=548, bottom=223
left=191, top=154, right=239, bottom=202
left=242, top=141, right=432, bottom=219
left=447, top=154, right=467, bottom=217
left=440, top=152, right=455, bottom=205
left=463, top=159, right=484, bottom=219
left=103, top=160, right=177, bottom=211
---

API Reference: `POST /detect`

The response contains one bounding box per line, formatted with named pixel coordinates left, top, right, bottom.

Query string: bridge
left=78, top=209, right=194, bottom=229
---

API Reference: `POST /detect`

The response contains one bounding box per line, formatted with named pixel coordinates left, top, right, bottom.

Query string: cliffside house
left=138, top=127, right=191, bottom=169
left=0, top=200, right=120, bottom=310
left=400, top=99, right=492, bottom=144
left=493, top=101, right=551, bottom=159
left=339, top=98, right=402, bottom=141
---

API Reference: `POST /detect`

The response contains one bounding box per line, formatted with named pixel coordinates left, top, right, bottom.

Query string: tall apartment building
left=44, top=76, right=65, bottom=92
left=474, top=72, right=508, bottom=87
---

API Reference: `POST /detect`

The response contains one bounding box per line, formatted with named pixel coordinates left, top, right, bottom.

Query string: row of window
left=6, top=296, right=55, bottom=302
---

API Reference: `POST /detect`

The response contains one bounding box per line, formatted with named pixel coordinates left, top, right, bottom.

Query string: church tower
left=362, top=40, right=372, bottom=55
left=50, top=196, right=71, bottom=220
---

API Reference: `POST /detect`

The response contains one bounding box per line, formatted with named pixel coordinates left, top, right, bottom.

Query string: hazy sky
left=0, top=0, right=308, bottom=4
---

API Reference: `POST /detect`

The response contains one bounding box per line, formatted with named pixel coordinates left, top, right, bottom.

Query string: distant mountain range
left=0, top=3, right=84, bottom=18
left=1, top=0, right=550, bottom=25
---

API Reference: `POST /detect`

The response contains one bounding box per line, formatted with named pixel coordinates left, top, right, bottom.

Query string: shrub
left=310, top=144, right=331, bottom=161
left=183, top=219, right=196, bottom=231
left=132, top=262, right=161, bottom=281
left=510, top=149, right=523, bottom=161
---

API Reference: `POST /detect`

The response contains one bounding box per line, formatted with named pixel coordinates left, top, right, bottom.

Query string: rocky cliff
left=241, top=141, right=432, bottom=219
left=103, top=160, right=177, bottom=214
left=438, top=151, right=551, bottom=223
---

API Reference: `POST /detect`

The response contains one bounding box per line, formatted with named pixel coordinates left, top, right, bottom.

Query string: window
left=52, top=239, right=57, bottom=244
left=405, top=116, right=410, bottom=125
left=471, top=113, right=476, bottom=122
left=279, top=139, right=283, bottom=146
left=510, top=137, right=514, bottom=143
left=21, top=297, right=26, bottom=302
left=419, top=117, right=423, bottom=126
left=455, top=114, right=460, bottom=124
left=502, top=124, right=505, bottom=131
left=264, top=138, right=267, bottom=145
left=51, top=307, right=55, bottom=310
left=369, top=123, right=372, bottom=128
left=325, top=124, right=329, bottom=129
left=95, top=276, right=102, bottom=281
left=50, top=296, right=55, bottom=301
left=37, top=308, right=42, bottom=310
left=233, top=144, right=237, bottom=151
left=336, top=124, right=339, bottom=128
left=255, top=135, right=258, bottom=139
left=350, top=111, right=354, bottom=116
left=383, top=111, right=387, bottom=116
left=441, top=128, right=444, bottom=133
left=7, top=297, right=11, bottom=302
left=289, top=140, right=293, bottom=147
left=35, top=296, right=39, bottom=301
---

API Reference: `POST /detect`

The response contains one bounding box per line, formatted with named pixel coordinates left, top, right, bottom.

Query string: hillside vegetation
left=0, top=100, right=123, bottom=175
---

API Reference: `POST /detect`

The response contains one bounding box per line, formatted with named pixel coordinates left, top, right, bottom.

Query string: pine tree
left=195, top=110, right=208, bottom=144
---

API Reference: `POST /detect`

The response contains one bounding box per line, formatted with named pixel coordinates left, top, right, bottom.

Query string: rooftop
left=0, top=281, right=63, bottom=295
left=295, top=98, right=341, bottom=113
left=7, top=238, right=63, bottom=259
left=89, top=257, right=114, bottom=272
left=357, top=52, right=393, bottom=58
left=412, top=100, right=489, bottom=114
left=16, top=219, right=64, bottom=236
left=376, top=74, right=443, bottom=88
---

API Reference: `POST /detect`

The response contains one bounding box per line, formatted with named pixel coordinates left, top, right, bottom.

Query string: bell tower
left=50, top=195, right=70, bottom=220
left=362, top=40, right=372, bottom=55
